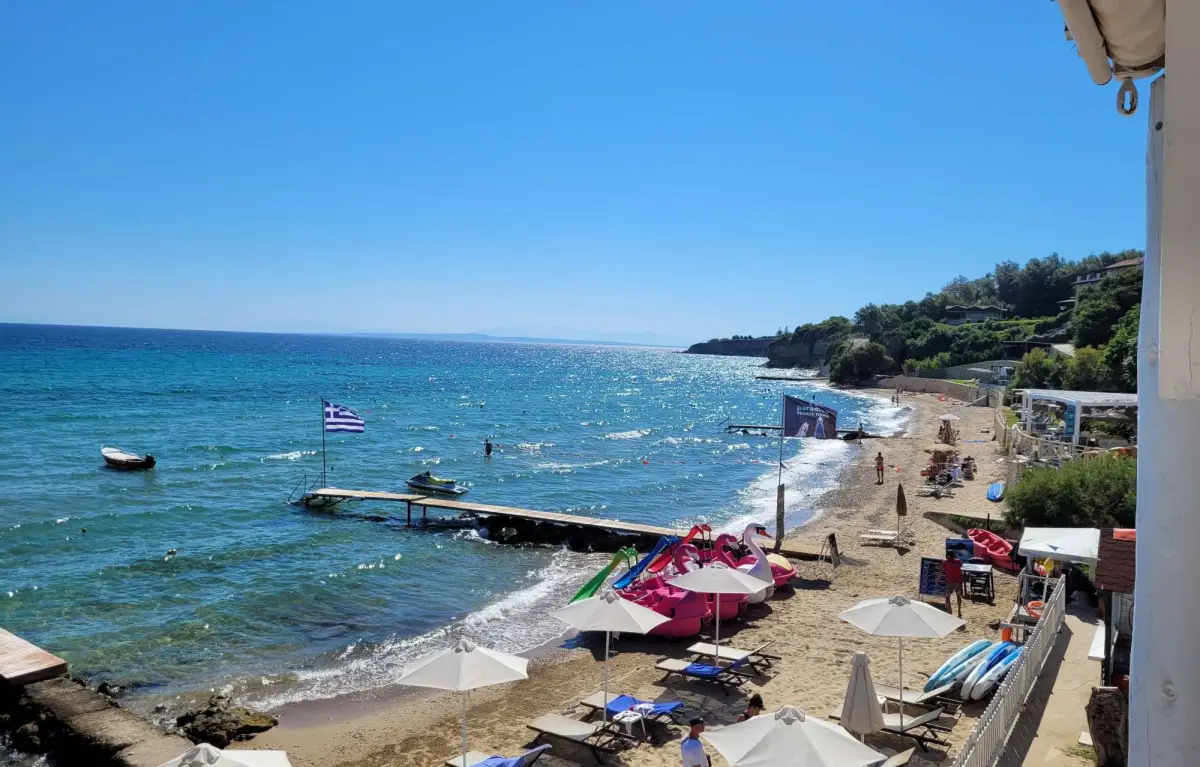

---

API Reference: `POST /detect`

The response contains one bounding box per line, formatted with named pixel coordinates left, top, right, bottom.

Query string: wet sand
left=240, top=391, right=1017, bottom=767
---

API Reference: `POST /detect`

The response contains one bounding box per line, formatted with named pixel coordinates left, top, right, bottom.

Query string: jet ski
left=407, top=472, right=469, bottom=495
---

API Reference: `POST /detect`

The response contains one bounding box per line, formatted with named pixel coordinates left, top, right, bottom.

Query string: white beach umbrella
left=840, top=653, right=885, bottom=740
left=701, top=705, right=885, bottom=767
left=669, top=563, right=767, bottom=664
left=157, top=743, right=292, bottom=767
left=550, top=589, right=669, bottom=724
left=939, top=414, right=961, bottom=421
left=839, top=596, right=964, bottom=727
left=398, top=638, right=529, bottom=767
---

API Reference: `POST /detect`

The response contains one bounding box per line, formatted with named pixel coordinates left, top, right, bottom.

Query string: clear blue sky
left=1, top=2, right=1146, bottom=345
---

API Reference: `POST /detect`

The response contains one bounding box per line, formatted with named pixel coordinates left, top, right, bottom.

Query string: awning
left=1018, top=527, right=1101, bottom=566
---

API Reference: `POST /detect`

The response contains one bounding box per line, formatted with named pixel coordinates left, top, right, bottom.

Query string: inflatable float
left=986, top=481, right=1005, bottom=502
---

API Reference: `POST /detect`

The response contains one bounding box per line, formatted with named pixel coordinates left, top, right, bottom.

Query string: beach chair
left=685, top=640, right=780, bottom=673
left=443, top=743, right=552, bottom=767
left=579, top=691, right=684, bottom=724
left=875, top=747, right=917, bottom=767
left=654, top=656, right=752, bottom=691
left=860, top=531, right=901, bottom=547
left=829, top=706, right=952, bottom=751
left=526, top=713, right=624, bottom=760
left=872, top=682, right=960, bottom=714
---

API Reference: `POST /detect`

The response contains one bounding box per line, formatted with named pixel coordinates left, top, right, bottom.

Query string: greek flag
left=323, top=400, right=365, bottom=433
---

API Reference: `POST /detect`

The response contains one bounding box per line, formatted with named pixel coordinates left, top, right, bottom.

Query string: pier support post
left=1130, top=60, right=1200, bottom=767
left=774, top=484, right=785, bottom=552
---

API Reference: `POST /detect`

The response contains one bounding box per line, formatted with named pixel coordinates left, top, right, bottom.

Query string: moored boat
left=101, top=446, right=156, bottom=470
left=406, top=472, right=468, bottom=495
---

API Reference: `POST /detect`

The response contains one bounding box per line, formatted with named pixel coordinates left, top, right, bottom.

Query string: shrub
left=1004, top=455, right=1136, bottom=528
left=1011, top=348, right=1067, bottom=389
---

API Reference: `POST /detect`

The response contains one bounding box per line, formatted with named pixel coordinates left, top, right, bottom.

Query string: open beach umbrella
left=840, top=653, right=885, bottom=740
left=701, top=705, right=885, bottom=767
left=839, top=596, right=964, bottom=727
left=398, top=638, right=529, bottom=767
left=939, top=414, right=961, bottom=421
left=157, top=744, right=292, bottom=767
left=669, top=563, right=768, bottom=664
left=550, top=589, right=669, bottom=724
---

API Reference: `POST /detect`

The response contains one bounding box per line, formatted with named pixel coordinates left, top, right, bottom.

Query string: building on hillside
left=943, top=304, right=1006, bottom=325
left=1071, top=257, right=1145, bottom=295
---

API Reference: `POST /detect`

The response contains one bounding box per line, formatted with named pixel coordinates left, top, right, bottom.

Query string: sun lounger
left=876, top=747, right=917, bottom=767
left=655, top=656, right=752, bottom=691
left=444, top=743, right=552, bottom=767
left=829, top=706, right=952, bottom=751
left=686, top=640, right=780, bottom=671
left=579, top=691, right=683, bottom=723
left=526, top=713, right=623, bottom=758
left=860, top=531, right=900, bottom=546
left=872, top=681, right=959, bottom=713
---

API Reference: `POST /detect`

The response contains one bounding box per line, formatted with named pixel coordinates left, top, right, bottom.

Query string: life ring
left=1026, top=600, right=1044, bottom=620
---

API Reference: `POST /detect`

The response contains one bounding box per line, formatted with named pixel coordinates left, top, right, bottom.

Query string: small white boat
left=101, top=446, right=156, bottom=470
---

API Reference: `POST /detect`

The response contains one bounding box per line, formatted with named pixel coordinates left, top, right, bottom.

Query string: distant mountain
left=347, top=331, right=684, bottom=348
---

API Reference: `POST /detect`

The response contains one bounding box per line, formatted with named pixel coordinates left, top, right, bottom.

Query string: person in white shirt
left=681, top=717, right=710, bottom=767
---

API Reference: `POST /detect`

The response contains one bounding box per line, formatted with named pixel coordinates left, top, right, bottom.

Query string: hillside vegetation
left=759, top=250, right=1142, bottom=391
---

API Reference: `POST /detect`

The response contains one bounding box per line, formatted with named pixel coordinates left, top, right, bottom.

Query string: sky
left=0, top=2, right=1148, bottom=346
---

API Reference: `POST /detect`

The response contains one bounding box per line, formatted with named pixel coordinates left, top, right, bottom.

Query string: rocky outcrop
left=175, top=694, right=277, bottom=748
left=685, top=337, right=772, bottom=357
left=765, top=336, right=835, bottom=368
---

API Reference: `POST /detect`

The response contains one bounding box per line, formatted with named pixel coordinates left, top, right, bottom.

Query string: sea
left=0, top=324, right=908, bottom=751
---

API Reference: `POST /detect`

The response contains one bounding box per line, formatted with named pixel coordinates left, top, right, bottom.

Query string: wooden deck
left=0, top=628, right=67, bottom=685
left=305, top=487, right=684, bottom=538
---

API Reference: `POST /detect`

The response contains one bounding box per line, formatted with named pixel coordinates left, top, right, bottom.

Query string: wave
left=602, top=428, right=651, bottom=440
left=262, top=450, right=317, bottom=461
left=241, top=548, right=603, bottom=710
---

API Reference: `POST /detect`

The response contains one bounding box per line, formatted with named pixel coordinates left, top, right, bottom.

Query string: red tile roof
left=1096, top=527, right=1136, bottom=593
left=1105, top=257, right=1144, bottom=270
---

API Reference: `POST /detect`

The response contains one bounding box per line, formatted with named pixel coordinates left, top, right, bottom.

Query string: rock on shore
left=175, top=694, right=277, bottom=748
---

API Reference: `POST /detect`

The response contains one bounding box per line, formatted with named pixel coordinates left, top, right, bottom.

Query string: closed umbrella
left=839, top=653, right=885, bottom=740
left=398, top=638, right=529, bottom=767
left=550, top=589, right=669, bottom=724
left=669, top=563, right=769, bottom=664
left=839, top=596, right=964, bottom=727
left=157, top=744, right=292, bottom=767
left=701, top=705, right=885, bottom=767
left=894, top=484, right=907, bottom=534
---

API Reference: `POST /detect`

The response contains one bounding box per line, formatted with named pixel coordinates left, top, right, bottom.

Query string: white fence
left=949, top=576, right=1068, bottom=767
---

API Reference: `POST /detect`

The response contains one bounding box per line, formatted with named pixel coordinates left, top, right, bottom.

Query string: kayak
left=986, top=481, right=1005, bottom=502
left=407, top=474, right=469, bottom=495
left=967, top=528, right=1019, bottom=571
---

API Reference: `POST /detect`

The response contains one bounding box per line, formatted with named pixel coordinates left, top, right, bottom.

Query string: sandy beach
left=242, top=390, right=1017, bottom=767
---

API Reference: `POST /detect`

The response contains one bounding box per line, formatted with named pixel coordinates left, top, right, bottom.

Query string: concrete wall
left=875, top=376, right=982, bottom=404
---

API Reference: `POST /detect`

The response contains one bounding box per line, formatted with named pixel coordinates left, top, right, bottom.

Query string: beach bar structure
left=1047, top=2, right=1192, bottom=765
left=1015, top=389, right=1138, bottom=449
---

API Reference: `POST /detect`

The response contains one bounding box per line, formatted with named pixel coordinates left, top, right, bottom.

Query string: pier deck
left=0, top=628, right=68, bottom=685
left=305, top=487, right=684, bottom=540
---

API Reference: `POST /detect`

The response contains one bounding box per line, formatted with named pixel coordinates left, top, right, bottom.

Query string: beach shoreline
left=236, top=388, right=1018, bottom=767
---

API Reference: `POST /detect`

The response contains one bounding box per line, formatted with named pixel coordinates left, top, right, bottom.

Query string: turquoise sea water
left=0, top=324, right=908, bottom=723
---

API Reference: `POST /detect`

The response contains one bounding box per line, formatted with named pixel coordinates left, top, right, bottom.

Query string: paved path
left=997, top=606, right=1102, bottom=767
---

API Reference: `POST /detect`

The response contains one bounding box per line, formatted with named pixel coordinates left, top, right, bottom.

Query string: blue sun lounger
left=580, top=691, right=684, bottom=722
left=654, top=656, right=752, bottom=691
left=443, top=743, right=552, bottom=767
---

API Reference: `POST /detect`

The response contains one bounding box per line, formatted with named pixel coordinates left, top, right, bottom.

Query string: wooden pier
left=754, top=374, right=826, bottom=381
left=0, top=627, right=67, bottom=686
left=303, top=487, right=684, bottom=550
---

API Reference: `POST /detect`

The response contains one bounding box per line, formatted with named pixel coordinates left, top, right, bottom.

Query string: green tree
left=1103, top=307, right=1139, bottom=392
left=828, top=342, right=894, bottom=384
left=1004, top=455, right=1136, bottom=528
left=1011, top=348, right=1067, bottom=389
left=1063, top=347, right=1107, bottom=390
left=1072, top=267, right=1142, bottom=347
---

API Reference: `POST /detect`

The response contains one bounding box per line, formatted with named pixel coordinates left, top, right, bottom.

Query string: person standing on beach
left=681, top=718, right=710, bottom=767
left=737, top=694, right=764, bottom=722
left=942, top=552, right=964, bottom=617
left=874, top=452, right=885, bottom=484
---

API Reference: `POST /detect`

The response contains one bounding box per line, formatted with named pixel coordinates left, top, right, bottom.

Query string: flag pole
left=320, top=399, right=327, bottom=488
left=775, top=396, right=786, bottom=552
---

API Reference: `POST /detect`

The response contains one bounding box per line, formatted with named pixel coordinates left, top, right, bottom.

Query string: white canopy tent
left=1016, top=389, right=1138, bottom=448
left=1017, top=527, right=1101, bottom=567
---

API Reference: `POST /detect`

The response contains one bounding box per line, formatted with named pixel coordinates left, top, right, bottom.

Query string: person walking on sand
left=874, top=452, right=885, bottom=484
left=681, top=718, right=710, bottom=767
left=942, top=551, right=964, bottom=618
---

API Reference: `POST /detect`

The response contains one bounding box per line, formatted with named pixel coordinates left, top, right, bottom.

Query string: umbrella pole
left=603, top=630, right=610, bottom=727
left=461, top=691, right=468, bottom=767
left=898, top=637, right=904, bottom=729
left=714, top=593, right=721, bottom=665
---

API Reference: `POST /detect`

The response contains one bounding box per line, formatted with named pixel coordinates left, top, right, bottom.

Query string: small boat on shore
left=406, top=472, right=468, bottom=495
left=101, top=446, right=156, bottom=470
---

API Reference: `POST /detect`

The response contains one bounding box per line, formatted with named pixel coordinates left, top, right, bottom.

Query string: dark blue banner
left=782, top=395, right=838, bottom=438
